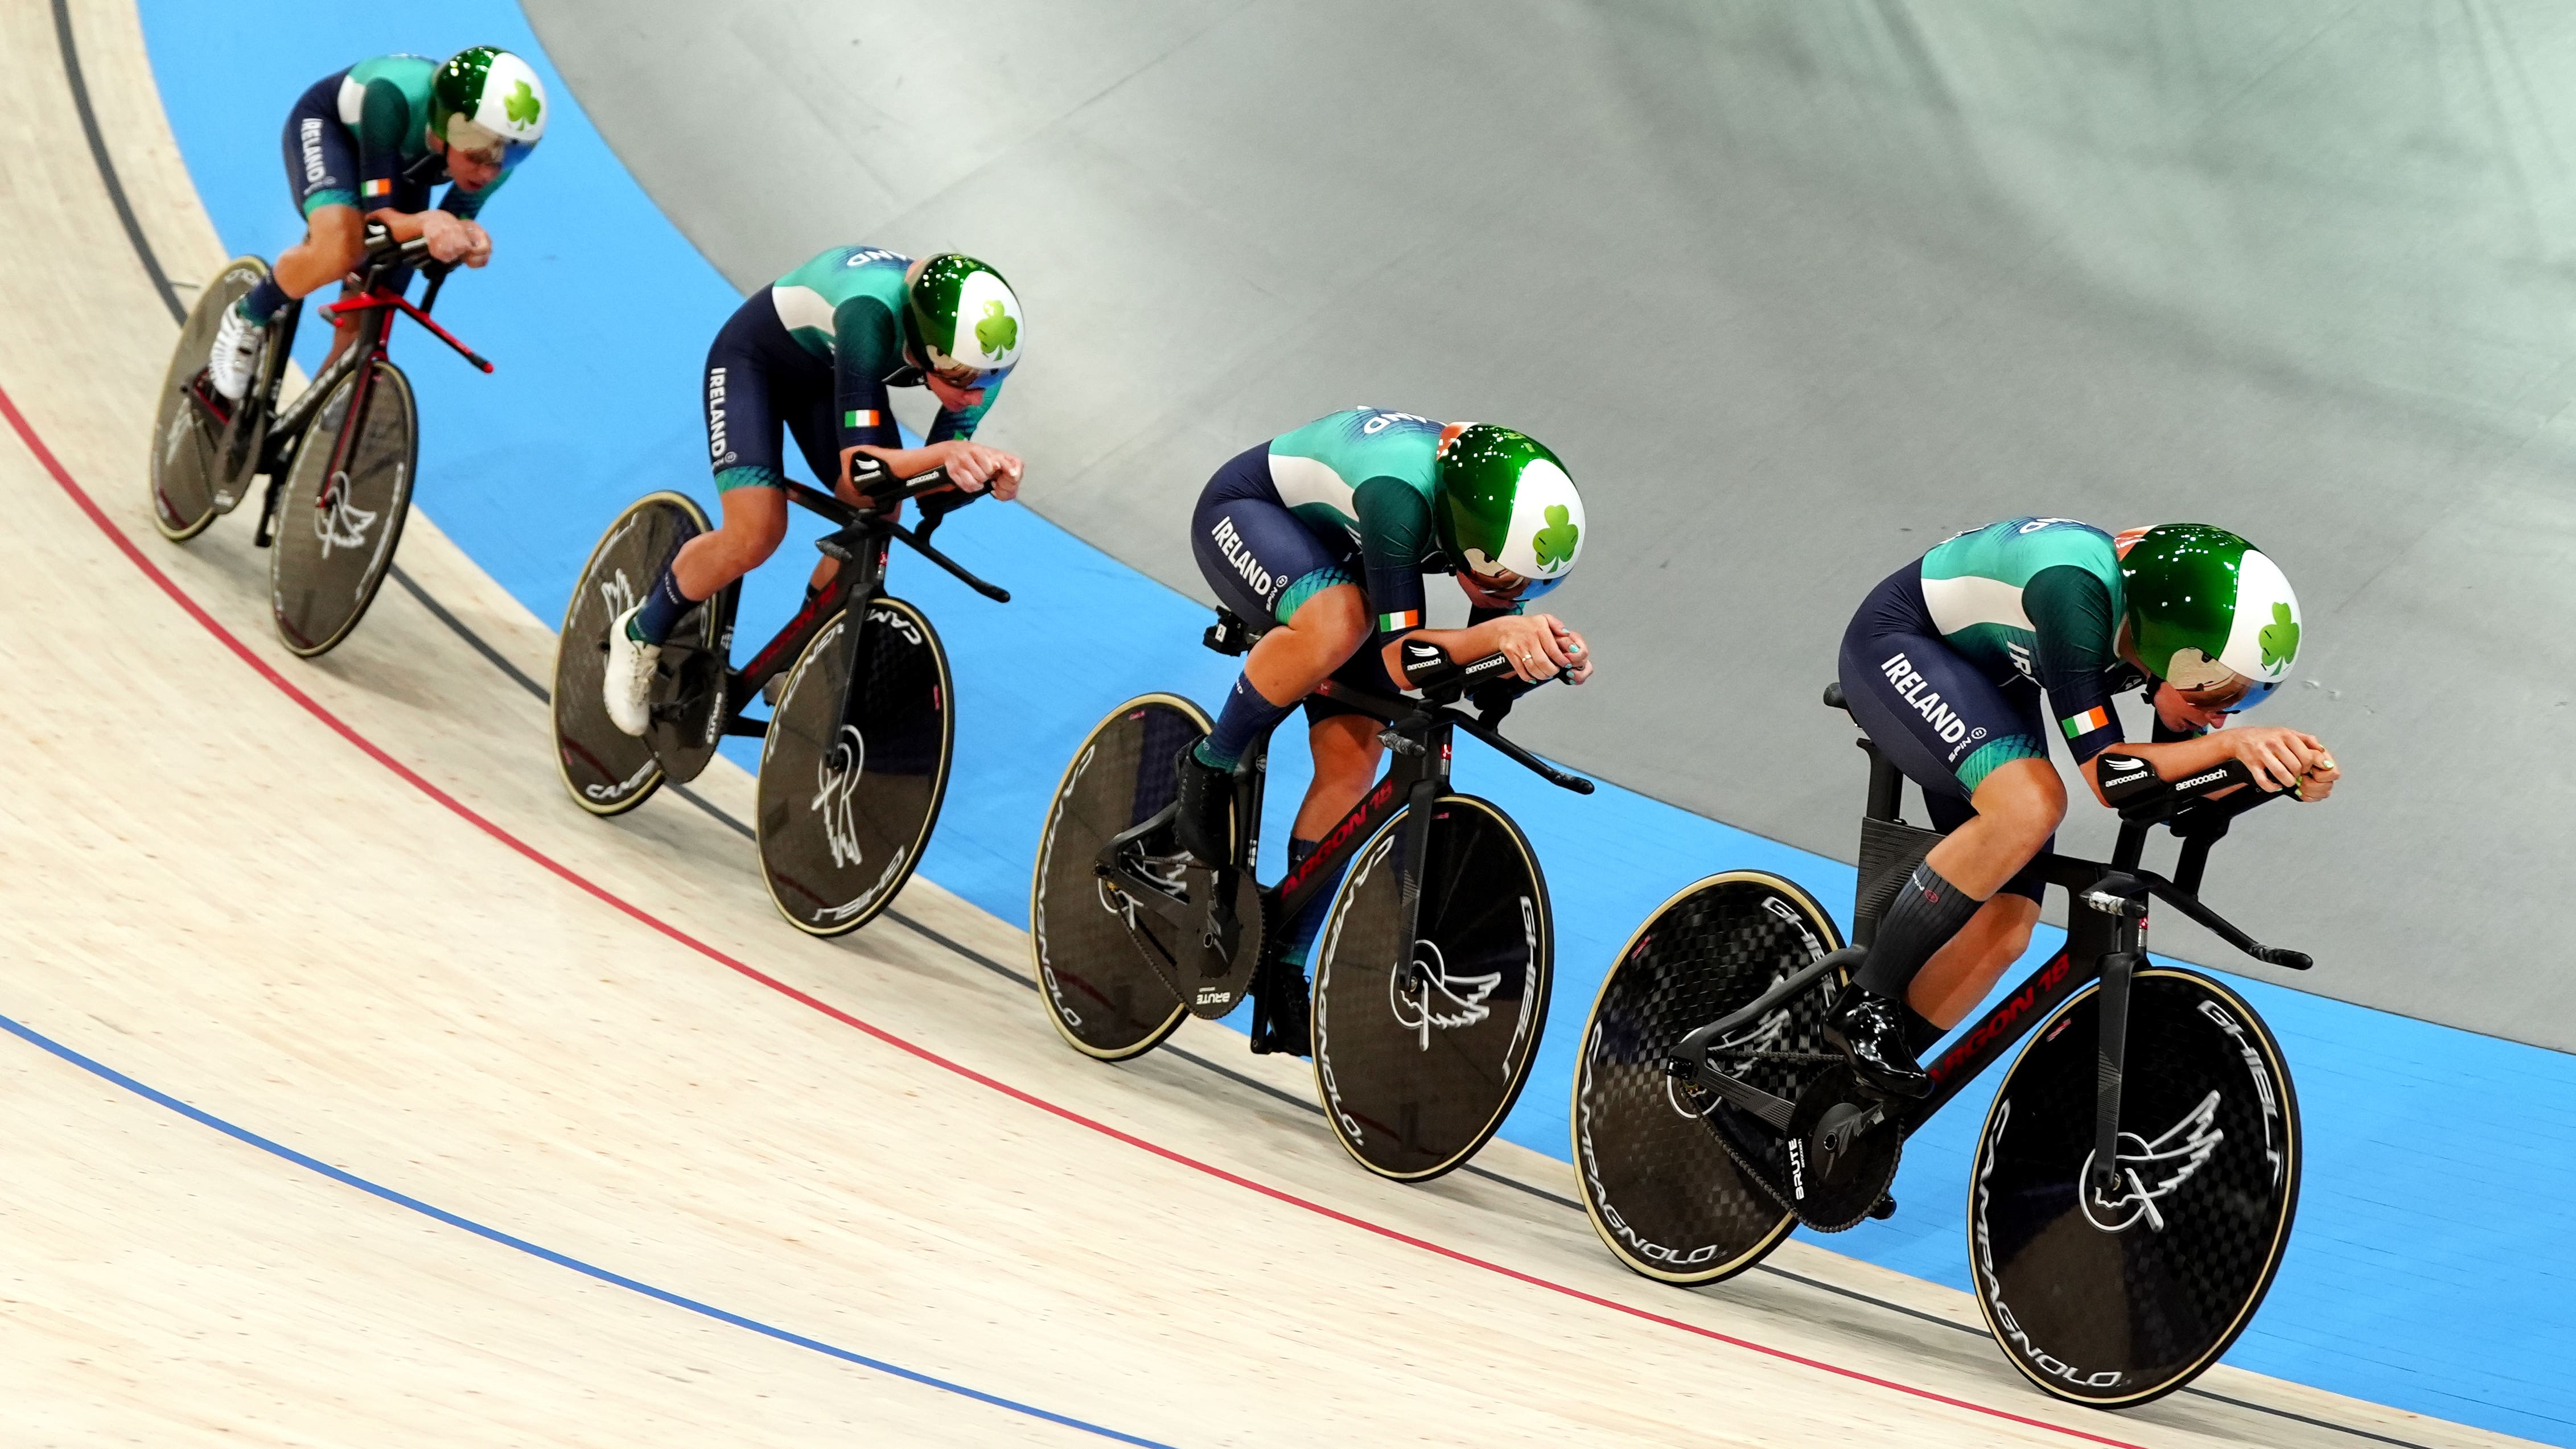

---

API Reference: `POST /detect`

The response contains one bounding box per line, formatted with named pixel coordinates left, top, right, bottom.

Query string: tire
left=1571, top=871, right=1844, bottom=1285
left=268, top=361, right=416, bottom=657
left=150, top=257, right=268, bottom=541
left=552, top=493, right=711, bottom=817
left=756, top=597, right=952, bottom=936
left=1312, top=794, right=1549, bottom=1183
left=1969, top=967, right=2302, bottom=1409
left=1030, top=695, right=1203, bottom=1061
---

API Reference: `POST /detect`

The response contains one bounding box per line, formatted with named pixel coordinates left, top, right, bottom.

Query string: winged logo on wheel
left=810, top=724, right=867, bottom=868
left=1389, top=939, right=1503, bottom=1050
left=2080, top=1090, right=2225, bottom=1233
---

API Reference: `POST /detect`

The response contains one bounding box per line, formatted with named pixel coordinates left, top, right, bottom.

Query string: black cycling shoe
left=1249, top=960, right=1312, bottom=1057
left=1824, top=988, right=1934, bottom=1099
left=1171, top=739, right=1237, bottom=867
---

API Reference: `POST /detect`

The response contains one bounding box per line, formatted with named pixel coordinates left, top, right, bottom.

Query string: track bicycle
left=552, top=462, right=1009, bottom=936
left=1033, top=608, right=1594, bottom=1181
left=149, top=227, right=493, bottom=657
left=1573, top=682, right=2313, bottom=1407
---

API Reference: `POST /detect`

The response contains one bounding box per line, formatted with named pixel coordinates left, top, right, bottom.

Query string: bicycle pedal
left=1868, top=1193, right=1897, bottom=1221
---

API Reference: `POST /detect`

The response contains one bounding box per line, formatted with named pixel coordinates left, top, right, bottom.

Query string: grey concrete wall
left=524, top=0, right=2576, bottom=1045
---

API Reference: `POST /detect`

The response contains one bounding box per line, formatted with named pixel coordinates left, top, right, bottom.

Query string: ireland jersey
left=766, top=245, right=994, bottom=442
left=1266, top=408, right=1447, bottom=634
left=1918, top=518, right=2136, bottom=759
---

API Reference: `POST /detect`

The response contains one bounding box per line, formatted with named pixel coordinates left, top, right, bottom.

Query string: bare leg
left=1245, top=583, right=1369, bottom=706
left=1295, top=712, right=1386, bottom=842
left=1907, top=894, right=2041, bottom=1028
left=671, top=485, right=789, bottom=600
left=1920, top=757, right=2066, bottom=898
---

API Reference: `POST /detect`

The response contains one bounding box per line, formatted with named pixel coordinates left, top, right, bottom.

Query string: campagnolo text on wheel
left=1032, top=408, right=1598, bottom=1182
left=553, top=245, right=1025, bottom=938
left=1573, top=517, right=2340, bottom=1409
left=149, top=47, right=544, bottom=658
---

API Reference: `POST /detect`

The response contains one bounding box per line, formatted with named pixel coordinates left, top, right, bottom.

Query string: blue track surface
left=135, top=5, right=2574, bottom=1439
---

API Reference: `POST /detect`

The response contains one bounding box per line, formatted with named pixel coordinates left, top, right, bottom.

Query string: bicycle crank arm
left=1662, top=1051, right=1797, bottom=1130
left=1684, top=945, right=1860, bottom=1047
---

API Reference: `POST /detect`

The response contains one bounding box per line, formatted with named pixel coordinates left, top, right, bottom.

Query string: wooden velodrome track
left=0, top=5, right=2528, bottom=1446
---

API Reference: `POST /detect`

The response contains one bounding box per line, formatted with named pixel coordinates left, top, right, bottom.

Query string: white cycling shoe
left=207, top=302, right=262, bottom=402
left=602, top=603, right=661, bottom=738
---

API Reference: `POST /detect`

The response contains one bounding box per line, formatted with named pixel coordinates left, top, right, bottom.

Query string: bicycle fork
left=2076, top=878, right=2151, bottom=1211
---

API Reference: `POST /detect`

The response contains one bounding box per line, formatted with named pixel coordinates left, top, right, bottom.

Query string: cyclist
left=602, top=246, right=1026, bottom=735
left=1828, top=518, right=2339, bottom=1097
left=208, top=47, right=546, bottom=398
left=1172, top=407, right=1594, bottom=1053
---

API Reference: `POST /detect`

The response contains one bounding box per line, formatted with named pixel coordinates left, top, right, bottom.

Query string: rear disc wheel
left=1571, top=871, right=1842, bottom=1285
left=552, top=492, right=710, bottom=817
left=150, top=257, right=267, bottom=541
left=1030, top=695, right=1207, bottom=1061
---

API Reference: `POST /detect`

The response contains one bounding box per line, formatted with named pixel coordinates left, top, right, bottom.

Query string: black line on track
left=57, top=13, right=2439, bottom=1444
left=55, top=0, right=184, bottom=326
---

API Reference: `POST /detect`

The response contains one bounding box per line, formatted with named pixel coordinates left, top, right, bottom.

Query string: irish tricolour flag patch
left=2060, top=705, right=2111, bottom=739
left=1379, top=609, right=1421, bottom=632
left=843, top=409, right=883, bottom=430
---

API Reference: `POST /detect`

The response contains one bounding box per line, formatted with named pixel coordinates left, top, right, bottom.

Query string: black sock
left=1901, top=1003, right=1947, bottom=1053
left=1196, top=671, right=1293, bottom=770
left=628, top=563, right=697, bottom=646
left=239, top=274, right=291, bottom=323
left=1855, top=860, right=1984, bottom=998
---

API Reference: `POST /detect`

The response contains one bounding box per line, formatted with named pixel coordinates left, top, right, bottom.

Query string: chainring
left=1781, top=1064, right=1903, bottom=1233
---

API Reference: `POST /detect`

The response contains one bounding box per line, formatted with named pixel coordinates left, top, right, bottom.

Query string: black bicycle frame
left=183, top=230, right=491, bottom=545
left=1675, top=689, right=2309, bottom=1208
left=706, top=464, right=1010, bottom=743
left=1097, top=615, right=1592, bottom=983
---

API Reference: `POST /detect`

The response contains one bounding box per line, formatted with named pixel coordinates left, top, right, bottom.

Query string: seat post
left=1861, top=739, right=1903, bottom=824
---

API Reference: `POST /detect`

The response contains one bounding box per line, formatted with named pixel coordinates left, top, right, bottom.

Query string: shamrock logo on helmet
left=2259, top=601, right=2299, bottom=672
left=1533, top=505, right=1579, bottom=572
left=974, top=300, right=1018, bottom=359
left=505, top=79, right=541, bottom=127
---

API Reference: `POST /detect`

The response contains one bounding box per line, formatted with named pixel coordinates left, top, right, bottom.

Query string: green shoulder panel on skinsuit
left=340, top=55, right=438, bottom=164
left=1917, top=517, right=2125, bottom=681
left=1264, top=407, right=1443, bottom=535
left=768, top=246, right=915, bottom=361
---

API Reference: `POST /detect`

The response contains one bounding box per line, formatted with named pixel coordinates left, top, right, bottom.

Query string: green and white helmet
left=2118, top=524, right=2301, bottom=711
left=431, top=47, right=546, bottom=165
left=1433, top=423, right=1585, bottom=602
left=904, top=254, right=1022, bottom=383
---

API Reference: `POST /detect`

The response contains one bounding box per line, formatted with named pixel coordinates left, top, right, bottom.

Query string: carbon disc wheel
left=1571, top=871, right=1843, bottom=1285
left=268, top=361, right=415, bottom=657
left=1970, top=968, right=2302, bottom=1407
left=756, top=597, right=953, bottom=937
left=551, top=492, right=710, bottom=817
left=1311, top=795, right=1549, bottom=1183
left=1030, top=695, right=1207, bottom=1062
left=150, top=257, right=268, bottom=541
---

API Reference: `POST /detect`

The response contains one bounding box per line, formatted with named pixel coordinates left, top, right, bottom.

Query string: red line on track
left=1, top=385, right=2143, bottom=1449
